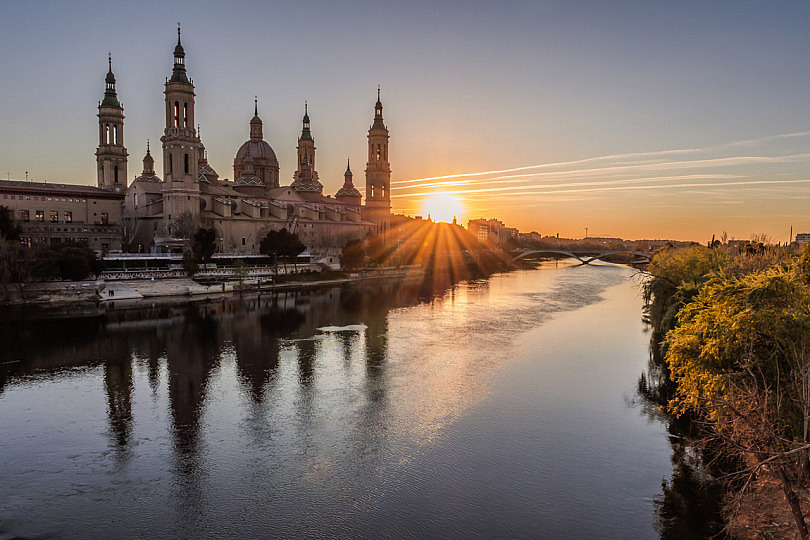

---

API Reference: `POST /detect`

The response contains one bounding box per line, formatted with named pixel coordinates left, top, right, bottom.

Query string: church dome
left=235, top=139, right=277, bottom=163
left=336, top=184, right=362, bottom=198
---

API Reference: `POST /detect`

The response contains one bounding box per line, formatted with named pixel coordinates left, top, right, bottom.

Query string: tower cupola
left=170, top=25, right=189, bottom=84
left=250, top=97, right=263, bottom=139
left=102, top=55, right=121, bottom=108
left=143, top=140, right=154, bottom=173
left=336, top=158, right=362, bottom=205
left=300, top=101, right=312, bottom=141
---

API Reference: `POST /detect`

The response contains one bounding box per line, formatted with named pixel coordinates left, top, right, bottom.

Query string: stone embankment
left=0, top=267, right=425, bottom=307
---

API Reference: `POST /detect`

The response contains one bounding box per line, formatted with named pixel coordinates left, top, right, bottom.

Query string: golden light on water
left=420, top=193, right=463, bottom=223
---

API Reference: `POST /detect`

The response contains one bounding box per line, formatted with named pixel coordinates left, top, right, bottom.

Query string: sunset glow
left=421, top=193, right=463, bottom=224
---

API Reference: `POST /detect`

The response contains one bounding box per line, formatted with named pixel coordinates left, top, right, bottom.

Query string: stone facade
left=0, top=180, right=123, bottom=252
left=120, top=29, right=390, bottom=254
left=3, top=29, right=392, bottom=257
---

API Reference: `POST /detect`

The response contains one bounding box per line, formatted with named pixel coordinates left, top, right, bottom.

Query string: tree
left=259, top=228, right=305, bottom=272
left=0, top=205, right=20, bottom=241
left=192, top=228, right=217, bottom=263
left=665, top=269, right=810, bottom=538
left=51, top=243, right=103, bottom=281
left=341, top=239, right=366, bottom=270
left=172, top=210, right=200, bottom=241
left=232, top=258, right=248, bottom=286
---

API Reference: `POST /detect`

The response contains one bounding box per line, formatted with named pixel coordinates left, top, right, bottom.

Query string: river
left=0, top=263, right=702, bottom=538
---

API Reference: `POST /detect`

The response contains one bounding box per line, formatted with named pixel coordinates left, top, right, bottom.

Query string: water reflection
left=0, top=266, right=696, bottom=538
left=635, top=330, right=725, bottom=538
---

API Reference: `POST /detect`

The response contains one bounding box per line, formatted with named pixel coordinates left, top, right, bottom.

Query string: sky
left=2, top=0, right=810, bottom=241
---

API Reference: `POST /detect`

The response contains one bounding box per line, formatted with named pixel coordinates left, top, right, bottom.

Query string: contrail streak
left=395, top=178, right=810, bottom=199
left=392, top=131, right=810, bottom=185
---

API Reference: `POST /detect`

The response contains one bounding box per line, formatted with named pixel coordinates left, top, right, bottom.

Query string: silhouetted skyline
left=2, top=1, right=810, bottom=240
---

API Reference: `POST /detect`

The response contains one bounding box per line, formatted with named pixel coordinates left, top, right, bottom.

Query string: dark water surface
left=0, top=264, right=676, bottom=539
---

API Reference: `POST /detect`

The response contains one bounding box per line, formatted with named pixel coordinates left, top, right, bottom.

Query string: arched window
left=105, top=125, right=110, bottom=144
left=169, top=154, right=173, bottom=176
left=381, top=185, right=385, bottom=198
left=371, top=185, right=375, bottom=198
left=376, top=144, right=381, bottom=160
left=174, top=102, right=180, bottom=127
left=183, top=103, right=188, bottom=127
left=114, top=165, right=119, bottom=183
left=184, top=153, right=189, bottom=174
left=113, top=125, right=118, bottom=145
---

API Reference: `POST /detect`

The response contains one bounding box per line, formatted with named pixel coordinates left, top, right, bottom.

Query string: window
left=20, top=237, right=31, bottom=248
left=20, top=210, right=29, bottom=221
left=371, top=185, right=375, bottom=198
left=114, top=166, right=119, bottom=183
left=113, top=125, right=118, bottom=145
left=183, top=103, right=188, bottom=127
left=169, top=154, right=173, bottom=176
left=50, top=211, right=58, bottom=223
left=10, top=195, right=14, bottom=200
left=50, top=238, right=60, bottom=245
left=64, top=211, right=72, bottom=223
left=174, top=102, right=180, bottom=127
left=35, top=210, right=44, bottom=222
left=134, top=193, right=138, bottom=209
left=381, top=185, right=385, bottom=198
left=242, top=237, right=246, bottom=246
left=100, top=212, right=109, bottom=225
left=184, top=153, right=189, bottom=174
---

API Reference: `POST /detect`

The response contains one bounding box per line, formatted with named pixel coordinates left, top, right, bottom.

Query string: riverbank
left=0, top=268, right=426, bottom=307
left=643, top=243, right=810, bottom=538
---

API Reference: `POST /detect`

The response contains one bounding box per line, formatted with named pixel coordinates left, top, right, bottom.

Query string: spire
left=143, top=140, right=155, bottom=174
left=372, top=86, right=385, bottom=129
left=101, top=54, right=120, bottom=108
left=300, top=101, right=313, bottom=141
left=249, top=98, right=263, bottom=139
left=346, top=158, right=351, bottom=174
left=170, top=24, right=189, bottom=83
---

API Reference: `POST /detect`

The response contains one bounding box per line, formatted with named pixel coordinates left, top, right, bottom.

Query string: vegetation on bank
left=1, top=205, right=103, bottom=295
left=644, top=239, right=810, bottom=538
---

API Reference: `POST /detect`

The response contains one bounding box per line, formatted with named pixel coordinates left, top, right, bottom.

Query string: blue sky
left=2, top=0, right=810, bottom=240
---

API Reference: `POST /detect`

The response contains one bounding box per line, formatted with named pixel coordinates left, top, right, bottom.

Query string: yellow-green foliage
left=662, top=250, right=810, bottom=445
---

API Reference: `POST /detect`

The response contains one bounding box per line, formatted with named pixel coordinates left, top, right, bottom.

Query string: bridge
left=512, top=249, right=652, bottom=265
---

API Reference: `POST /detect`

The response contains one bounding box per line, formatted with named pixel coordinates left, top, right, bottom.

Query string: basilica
left=99, top=28, right=391, bottom=254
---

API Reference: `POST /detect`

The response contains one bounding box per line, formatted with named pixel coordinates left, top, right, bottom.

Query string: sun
left=421, top=193, right=463, bottom=224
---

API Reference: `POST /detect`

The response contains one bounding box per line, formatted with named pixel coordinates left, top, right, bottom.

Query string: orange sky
left=2, top=2, right=810, bottom=243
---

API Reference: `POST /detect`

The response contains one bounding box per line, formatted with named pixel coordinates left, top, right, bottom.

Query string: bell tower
left=161, top=25, right=201, bottom=231
left=364, top=87, right=391, bottom=235
left=291, top=102, right=323, bottom=193
left=295, top=102, right=317, bottom=177
left=96, top=55, right=128, bottom=192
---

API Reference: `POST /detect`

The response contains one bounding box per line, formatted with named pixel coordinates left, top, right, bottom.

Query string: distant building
left=467, top=218, right=516, bottom=246
left=0, top=180, right=123, bottom=253
left=795, top=233, right=810, bottom=245
left=4, top=28, right=393, bottom=256
left=118, top=29, right=388, bottom=253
